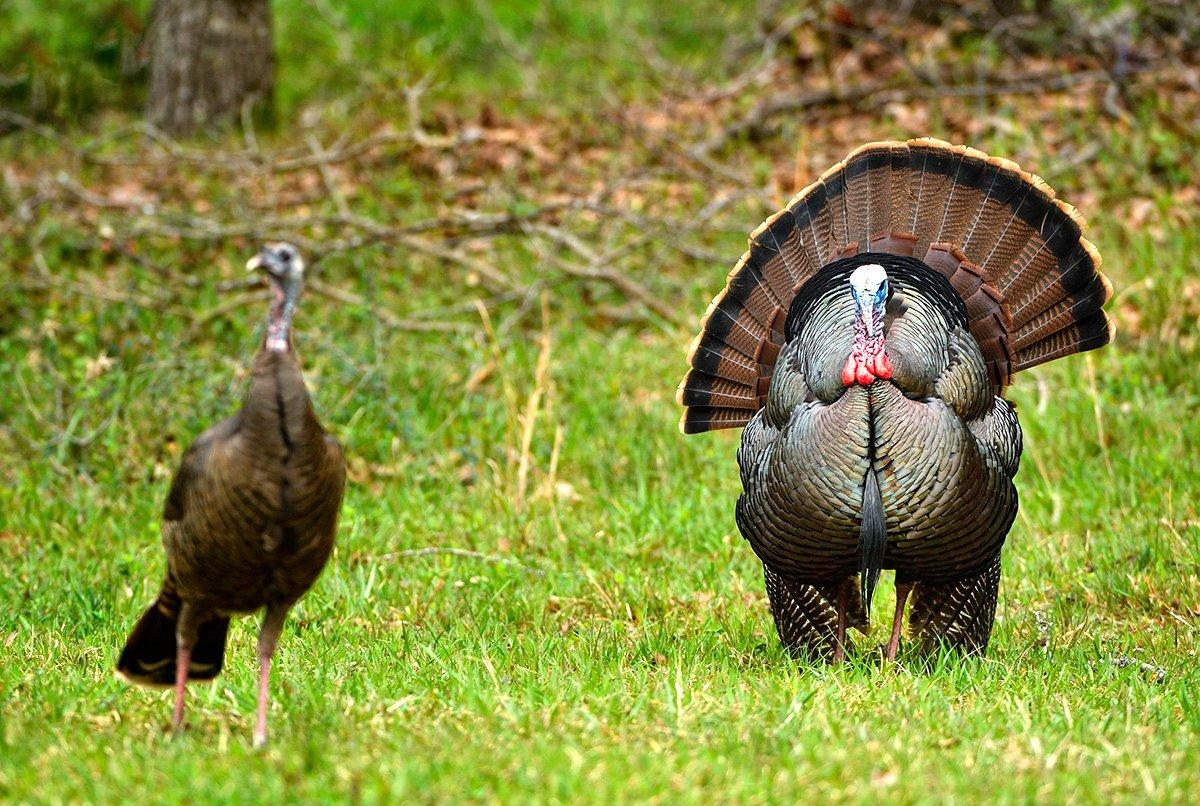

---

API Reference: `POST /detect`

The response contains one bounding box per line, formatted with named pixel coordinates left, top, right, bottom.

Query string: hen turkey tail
left=117, top=578, right=229, bottom=688
left=679, top=138, right=1114, bottom=434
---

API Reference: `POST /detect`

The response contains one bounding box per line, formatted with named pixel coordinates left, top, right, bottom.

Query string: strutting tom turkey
left=678, top=139, right=1113, bottom=660
left=117, top=243, right=346, bottom=746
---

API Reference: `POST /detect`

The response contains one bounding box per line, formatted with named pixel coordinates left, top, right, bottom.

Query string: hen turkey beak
left=246, top=253, right=265, bottom=273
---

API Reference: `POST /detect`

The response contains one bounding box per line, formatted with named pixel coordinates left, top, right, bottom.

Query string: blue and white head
left=849, top=263, right=889, bottom=327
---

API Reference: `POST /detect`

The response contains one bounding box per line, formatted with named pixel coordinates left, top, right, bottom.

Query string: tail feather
left=959, top=152, right=1006, bottom=251
left=1012, top=271, right=1112, bottom=351
left=1009, top=243, right=1104, bottom=329
left=679, top=138, right=1113, bottom=435
left=676, top=372, right=758, bottom=410
left=679, top=407, right=757, bottom=434
left=1014, top=310, right=1115, bottom=372
left=854, top=147, right=891, bottom=246
left=910, top=141, right=959, bottom=256
left=943, top=148, right=995, bottom=248
left=837, top=156, right=872, bottom=249
left=695, top=303, right=771, bottom=363
left=117, top=583, right=229, bottom=688
left=817, top=166, right=849, bottom=254
left=752, top=209, right=818, bottom=291
left=796, top=181, right=839, bottom=267
left=742, top=228, right=798, bottom=302
left=970, top=178, right=1038, bottom=281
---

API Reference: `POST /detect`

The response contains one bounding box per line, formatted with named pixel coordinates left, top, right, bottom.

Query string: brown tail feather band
left=679, top=138, right=1114, bottom=435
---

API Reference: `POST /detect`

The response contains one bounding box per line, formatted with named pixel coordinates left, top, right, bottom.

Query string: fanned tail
left=679, top=138, right=1114, bottom=434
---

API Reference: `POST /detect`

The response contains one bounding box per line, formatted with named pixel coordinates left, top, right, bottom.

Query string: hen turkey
left=678, top=139, right=1113, bottom=660
left=117, top=243, right=346, bottom=746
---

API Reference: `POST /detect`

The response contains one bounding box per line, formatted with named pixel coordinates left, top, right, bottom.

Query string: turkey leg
left=832, top=580, right=850, bottom=662
left=253, top=602, right=290, bottom=748
left=885, top=582, right=913, bottom=661
left=171, top=603, right=201, bottom=734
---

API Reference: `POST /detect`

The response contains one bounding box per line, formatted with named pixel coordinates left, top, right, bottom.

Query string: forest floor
left=2, top=0, right=1199, bottom=801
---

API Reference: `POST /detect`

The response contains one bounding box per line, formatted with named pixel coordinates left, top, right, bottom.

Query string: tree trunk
left=146, top=0, right=274, bottom=134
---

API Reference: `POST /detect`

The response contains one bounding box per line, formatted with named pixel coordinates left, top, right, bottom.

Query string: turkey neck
left=244, top=280, right=320, bottom=460
left=265, top=274, right=301, bottom=354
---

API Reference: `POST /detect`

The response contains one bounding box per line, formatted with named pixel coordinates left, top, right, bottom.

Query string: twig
left=530, top=223, right=685, bottom=326
left=306, top=134, right=352, bottom=218
left=186, top=290, right=270, bottom=340
left=404, top=76, right=458, bottom=150
left=374, top=546, right=528, bottom=567
left=396, top=235, right=514, bottom=290
left=307, top=279, right=472, bottom=333
left=694, top=69, right=1112, bottom=155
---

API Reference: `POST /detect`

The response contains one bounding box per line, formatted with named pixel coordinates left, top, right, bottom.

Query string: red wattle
left=872, top=351, right=893, bottom=380
left=843, top=348, right=891, bottom=386
left=841, top=357, right=857, bottom=387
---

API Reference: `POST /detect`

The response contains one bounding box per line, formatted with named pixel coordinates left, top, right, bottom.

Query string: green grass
left=2, top=1, right=1200, bottom=802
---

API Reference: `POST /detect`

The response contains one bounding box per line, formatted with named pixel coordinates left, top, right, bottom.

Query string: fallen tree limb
left=695, top=69, right=1112, bottom=156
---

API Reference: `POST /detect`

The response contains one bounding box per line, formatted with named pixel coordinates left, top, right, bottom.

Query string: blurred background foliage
left=10, top=0, right=1190, bottom=124
left=0, top=0, right=752, bottom=123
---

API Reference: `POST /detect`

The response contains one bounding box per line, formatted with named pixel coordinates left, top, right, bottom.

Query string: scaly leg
left=171, top=645, right=190, bottom=731
left=885, top=582, right=913, bottom=661
left=253, top=603, right=290, bottom=749
left=832, top=581, right=849, bottom=663
left=171, top=603, right=201, bottom=734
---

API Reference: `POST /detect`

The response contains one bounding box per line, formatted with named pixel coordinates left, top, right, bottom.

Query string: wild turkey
left=678, top=139, right=1113, bottom=660
left=117, top=243, right=346, bottom=746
